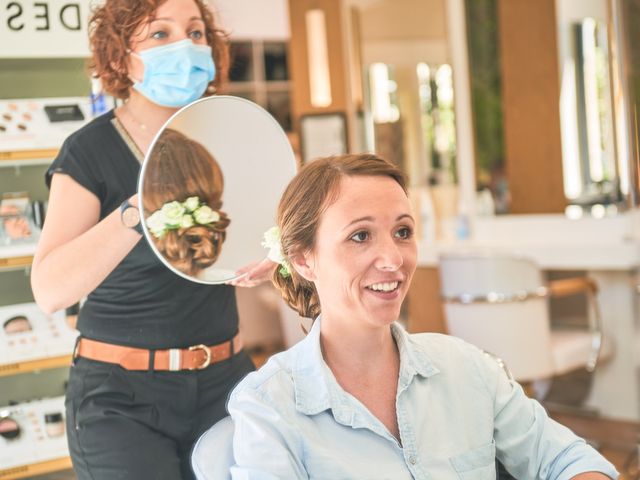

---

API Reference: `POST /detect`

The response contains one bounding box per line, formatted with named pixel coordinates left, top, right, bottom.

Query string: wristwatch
left=120, top=199, right=143, bottom=235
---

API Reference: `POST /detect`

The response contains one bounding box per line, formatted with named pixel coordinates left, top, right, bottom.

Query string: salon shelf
left=0, top=149, right=57, bottom=168
left=0, top=255, right=33, bottom=272
left=0, top=242, right=37, bottom=272
left=0, top=456, right=71, bottom=479
left=0, top=355, right=72, bottom=378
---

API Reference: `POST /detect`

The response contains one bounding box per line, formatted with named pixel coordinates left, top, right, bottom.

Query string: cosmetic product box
left=0, top=303, right=78, bottom=365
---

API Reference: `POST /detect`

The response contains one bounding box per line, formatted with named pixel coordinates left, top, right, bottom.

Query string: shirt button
left=409, top=456, right=416, bottom=465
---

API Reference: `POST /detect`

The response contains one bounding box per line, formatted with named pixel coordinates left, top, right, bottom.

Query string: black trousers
left=65, top=350, right=254, bottom=480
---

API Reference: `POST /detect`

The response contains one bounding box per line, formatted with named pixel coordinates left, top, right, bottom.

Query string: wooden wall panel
left=407, top=267, right=447, bottom=334
left=288, top=0, right=349, bottom=119
left=498, top=0, right=566, bottom=213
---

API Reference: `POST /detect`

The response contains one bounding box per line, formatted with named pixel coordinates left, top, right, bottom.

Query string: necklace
left=123, top=103, right=149, bottom=132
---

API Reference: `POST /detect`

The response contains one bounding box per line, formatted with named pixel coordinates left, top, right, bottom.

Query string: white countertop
left=418, top=212, right=640, bottom=271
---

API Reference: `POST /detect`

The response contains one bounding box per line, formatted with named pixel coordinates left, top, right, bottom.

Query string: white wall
left=359, top=0, right=449, bottom=65
left=211, top=0, right=290, bottom=39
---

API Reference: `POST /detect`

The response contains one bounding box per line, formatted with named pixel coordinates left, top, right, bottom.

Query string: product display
left=0, top=192, right=37, bottom=244
left=0, top=413, right=21, bottom=440
left=3, top=315, right=33, bottom=334
left=0, top=303, right=78, bottom=365
left=0, top=97, right=93, bottom=477
left=44, top=412, right=64, bottom=438
left=0, top=397, right=68, bottom=470
left=0, top=97, right=93, bottom=152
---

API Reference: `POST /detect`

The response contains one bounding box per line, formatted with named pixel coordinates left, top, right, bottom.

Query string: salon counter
left=409, top=212, right=640, bottom=421
left=417, top=212, right=640, bottom=270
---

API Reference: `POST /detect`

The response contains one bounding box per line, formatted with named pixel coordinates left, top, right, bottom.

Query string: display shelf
left=0, top=456, right=71, bottom=479
left=0, top=149, right=57, bottom=166
left=0, top=256, right=32, bottom=272
left=0, top=397, right=70, bottom=476
left=0, top=241, right=37, bottom=272
left=0, top=303, right=77, bottom=375
left=0, top=355, right=72, bottom=378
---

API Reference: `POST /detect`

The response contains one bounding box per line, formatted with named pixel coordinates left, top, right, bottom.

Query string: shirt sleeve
left=228, top=387, right=309, bottom=480
left=46, top=134, right=103, bottom=199
left=473, top=350, right=619, bottom=480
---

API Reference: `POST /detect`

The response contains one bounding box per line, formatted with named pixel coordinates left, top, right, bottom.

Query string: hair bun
left=156, top=210, right=230, bottom=276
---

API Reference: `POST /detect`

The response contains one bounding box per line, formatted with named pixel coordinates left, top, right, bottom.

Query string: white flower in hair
left=146, top=210, right=168, bottom=238
left=184, top=196, right=200, bottom=212
left=262, top=226, right=291, bottom=277
left=145, top=196, right=221, bottom=239
left=194, top=205, right=220, bottom=224
left=161, top=201, right=186, bottom=227
left=262, top=226, right=285, bottom=264
left=180, top=214, right=195, bottom=229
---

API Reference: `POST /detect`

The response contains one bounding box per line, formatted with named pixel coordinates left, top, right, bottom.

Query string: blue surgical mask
left=132, top=39, right=216, bottom=108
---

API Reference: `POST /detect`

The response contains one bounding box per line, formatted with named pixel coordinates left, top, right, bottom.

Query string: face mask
left=131, top=39, right=216, bottom=108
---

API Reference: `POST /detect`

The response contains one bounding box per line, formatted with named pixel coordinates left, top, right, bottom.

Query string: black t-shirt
left=46, top=110, right=238, bottom=349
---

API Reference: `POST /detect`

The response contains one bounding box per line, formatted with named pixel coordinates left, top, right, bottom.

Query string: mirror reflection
left=557, top=4, right=621, bottom=213
left=142, top=129, right=230, bottom=279
left=138, top=96, right=297, bottom=284
left=352, top=0, right=635, bottom=217
left=354, top=0, right=457, bottom=190
left=467, top=0, right=630, bottom=216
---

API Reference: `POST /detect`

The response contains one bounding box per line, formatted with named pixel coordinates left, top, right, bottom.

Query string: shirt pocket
left=449, top=441, right=496, bottom=480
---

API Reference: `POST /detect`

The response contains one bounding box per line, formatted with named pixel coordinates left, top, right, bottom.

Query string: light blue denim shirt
left=228, top=319, right=618, bottom=479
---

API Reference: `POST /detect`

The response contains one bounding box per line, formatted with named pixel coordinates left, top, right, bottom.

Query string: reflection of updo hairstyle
left=143, top=129, right=229, bottom=276
left=274, top=154, right=406, bottom=318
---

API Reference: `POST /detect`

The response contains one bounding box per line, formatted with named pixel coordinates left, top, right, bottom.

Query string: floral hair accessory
left=146, top=196, right=220, bottom=239
left=262, top=226, right=291, bottom=278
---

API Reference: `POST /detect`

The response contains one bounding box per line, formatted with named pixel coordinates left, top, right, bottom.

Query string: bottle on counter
left=455, top=196, right=471, bottom=241
left=90, top=75, right=108, bottom=117
left=419, top=186, right=436, bottom=243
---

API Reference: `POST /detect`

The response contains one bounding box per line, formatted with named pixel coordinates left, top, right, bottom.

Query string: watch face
left=122, top=207, right=140, bottom=228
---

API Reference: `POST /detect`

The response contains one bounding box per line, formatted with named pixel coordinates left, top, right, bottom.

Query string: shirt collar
left=290, top=317, right=440, bottom=418
left=391, top=323, right=440, bottom=381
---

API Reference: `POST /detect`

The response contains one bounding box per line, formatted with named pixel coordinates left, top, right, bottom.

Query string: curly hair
left=88, top=0, right=229, bottom=99
left=142, top=128, right=229, bottom=277
left=273, top=154, right=407, bottom=319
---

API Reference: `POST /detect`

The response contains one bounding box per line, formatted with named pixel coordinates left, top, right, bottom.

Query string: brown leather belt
left=74, top=334, right=243, bottom=371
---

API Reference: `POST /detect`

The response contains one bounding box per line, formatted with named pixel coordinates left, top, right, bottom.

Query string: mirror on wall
left=465, top=0, right=637, bottom=216
left=347, top=0, right=463, bottom=239
left=619, top=0, right=640, bottom=208
left=354, top=0, right=457, bottom=190
left=347, top=0, right=640, bottom=218
left=557, top=1, right=623, bottom=217
left=138, top=96, right=296, bottom=284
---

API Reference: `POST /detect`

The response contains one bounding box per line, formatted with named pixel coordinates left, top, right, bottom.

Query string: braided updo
left=143, top=129, right=229, bottom=276
left=273, top=154, right=406, bottom=318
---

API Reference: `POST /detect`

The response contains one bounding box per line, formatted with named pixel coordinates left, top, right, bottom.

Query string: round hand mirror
left=138, top=96, right=296, bottom=284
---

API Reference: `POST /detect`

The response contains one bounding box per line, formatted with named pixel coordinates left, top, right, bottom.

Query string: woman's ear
left=290, top=250, right=316, bottom=282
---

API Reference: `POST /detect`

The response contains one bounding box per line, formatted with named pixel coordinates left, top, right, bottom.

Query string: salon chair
left=192, top=416, right=234, bottom=480
left=438, top=252, right=613, bottom=405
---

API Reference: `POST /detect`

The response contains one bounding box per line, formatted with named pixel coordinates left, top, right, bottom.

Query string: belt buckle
left=188, top=344, right=211, bottom=370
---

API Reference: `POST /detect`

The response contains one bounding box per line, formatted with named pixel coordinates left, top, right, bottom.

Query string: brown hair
left=274, top=154, right=406, bottom=318
left=142, top=129, right=229, bottom=276
left=88, top=0, right=229, bottom=99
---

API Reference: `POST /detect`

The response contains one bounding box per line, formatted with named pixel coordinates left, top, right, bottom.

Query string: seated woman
left=142, top=128, right=230, bottom=277
left=227, top=153, right=618, bottom=479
